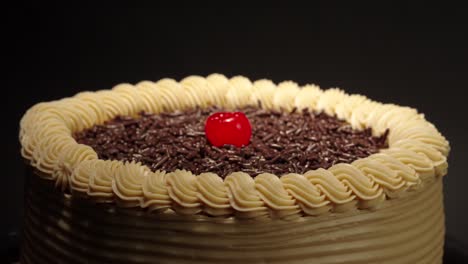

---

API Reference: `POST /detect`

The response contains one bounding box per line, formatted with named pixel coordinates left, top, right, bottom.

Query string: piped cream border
left=19, top=74, right=450, bottom=219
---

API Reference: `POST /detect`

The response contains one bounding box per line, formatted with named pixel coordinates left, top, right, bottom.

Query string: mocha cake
left=19, top=74, right=449, bottom=263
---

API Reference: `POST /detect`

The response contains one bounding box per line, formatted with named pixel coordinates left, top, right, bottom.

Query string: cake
left=19, top=74, right=450, bottom=263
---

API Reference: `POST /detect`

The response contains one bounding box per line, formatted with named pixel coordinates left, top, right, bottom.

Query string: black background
left=5, top=2, right=468, bottom=261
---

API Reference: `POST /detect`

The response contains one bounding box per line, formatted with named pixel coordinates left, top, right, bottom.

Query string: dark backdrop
left=5, top=3, right=468, bottom=261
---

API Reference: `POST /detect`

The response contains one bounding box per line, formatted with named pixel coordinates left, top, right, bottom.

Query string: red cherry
left=205, top=112, right=252, bottom=147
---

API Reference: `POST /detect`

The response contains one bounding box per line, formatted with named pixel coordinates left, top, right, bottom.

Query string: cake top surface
left=19, top=74, right=449, bottom=219
left=74, top=107, right=388, bottom=177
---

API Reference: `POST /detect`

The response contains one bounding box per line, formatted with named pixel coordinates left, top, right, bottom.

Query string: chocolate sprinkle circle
left=74, top=107, right=388, bottom=178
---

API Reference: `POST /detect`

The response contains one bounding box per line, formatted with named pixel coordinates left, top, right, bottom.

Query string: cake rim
left=18, top=74, right=450, bottom=219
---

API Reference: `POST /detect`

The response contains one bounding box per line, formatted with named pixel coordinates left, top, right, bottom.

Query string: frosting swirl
left=316, top=88, right=347, bottom=116
left=281, top=173, right=331, bottom=215
left=53, top=144, right=98, bottom=191
left=196, top=172, right=233, bottom=216
left=206, top=73, right=230, bottom=107
left=335, top=94, right=369, bottom=121
left=381, top=148, right=435, bottom=181
left=225, top=172, right=268, bottom=219
left=112, top=161, right=149, bottom=207
left=166, top=170, right=202, bottom=215
left=328, top=163, right=385, bottom=209
left=250, top=79, right=276, bottom=109
left=273, top=81, right=300, bottom=112
left=294, top=84, right=322, bottom=111
left=88, top=160, right=123, bottom=202
left=154, top=78, right=188, bottom=111
left=134, top=81, right=164, bottom=114
left=181, top=76, right=220, bottom=108
left=142, top=170, right=172, bottom=212
left=74, top=91, right=108, bottom=125
left=225, top=76, right=253, bottom=109
left=255, top=173, right=300, bottom=218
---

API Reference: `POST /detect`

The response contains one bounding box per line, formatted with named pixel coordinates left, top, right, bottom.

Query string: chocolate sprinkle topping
left=74, top=107, right=389, bottom=178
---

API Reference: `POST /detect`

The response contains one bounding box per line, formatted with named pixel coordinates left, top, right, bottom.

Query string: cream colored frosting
left=95, top=90, right=131, bottom=118
left=368, top=105, right=423, bottom=136
left=48, top=142, right=97, bottom=191
left=315, top=88, right=347, bottom=116
left=334, top=94, right=369, bottom=121
left=112, top=161, right=149, bottom=208
left=182, top=75, right=226, bottom=109
left=112, top=83, right=146, bottom=115
left=255, top=173, right=300, bottom=218
left=250, top=79, right=276, bottom=109
left=134, top=81, right=164, bottom=114
left=206, top=73, right=230, bottom=107
left=304, top=168, right=356, bottom=209
left=328, top=163, right=385, bottom=210
left=349, top=100, right=381, bottom=130
left=273, top=81, right=300, bottom=112
left=294, top=84, right=322, bottom=111
left=196, top=172, right=233, bottom=216
left=19, top=74, right=450, bottom=219
left=31, top=134, right=75, bottom=175
left=141, top=170, right=172, bottom=212
left=225, top=76, right=254, bottom=109
left=166, top=170, right=202, bottom=215
left=381, top=148, right=436, bottom=181
left=225, top=172, right=269, bottom=219
left=138, top=79, right=183, bottom=112
left=74, top=91, right=108, bottom=125
left=70, top=159, right=101, bottom=197
left=88, top=159, right=123, bottom=202
left=280, top=173, right=331, bottom=215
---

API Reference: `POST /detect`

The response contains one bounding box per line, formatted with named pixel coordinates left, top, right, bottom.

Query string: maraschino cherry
left=205, top=112, right=252, bottom=147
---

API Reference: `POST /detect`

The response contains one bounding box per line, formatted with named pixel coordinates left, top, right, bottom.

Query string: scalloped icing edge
left=19, top=74, right=450, bottom=219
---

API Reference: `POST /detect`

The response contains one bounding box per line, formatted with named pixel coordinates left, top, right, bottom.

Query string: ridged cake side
left=21, top=169, right=444, bottom=264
